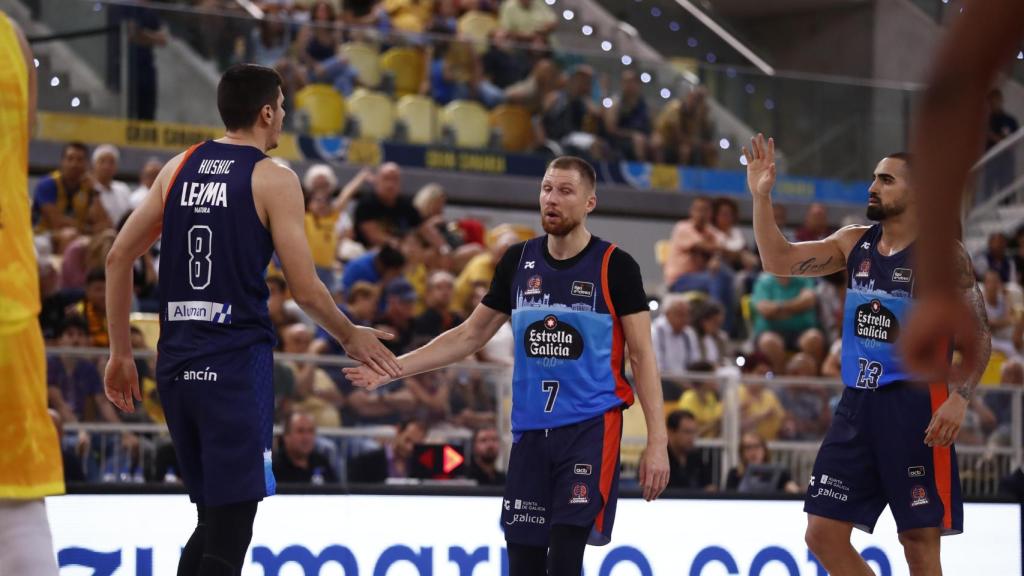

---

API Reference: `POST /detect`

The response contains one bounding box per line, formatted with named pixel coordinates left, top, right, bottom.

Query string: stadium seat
left=293, top=85, right=347, bottom=136
left=380, top=47, right=426, bottom=98
left=347, top=90, right=396, bottom=140
left=129, top=312, right=160, bottom=349
left=396, top=94, right=439, bottom=145
left=456, top=11, right=498, bottom=53
left=441, top=100, right=491, bottom=149
left=654, top=239, right=670, bottom=264
left=489, top=104, right=534, bottom=153
left=340, top=43, right=382, bottom=88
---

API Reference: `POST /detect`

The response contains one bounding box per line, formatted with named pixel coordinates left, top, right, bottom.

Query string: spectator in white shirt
left=130, top=157, right=163, bottom=209
left=91, top=145, right=133, bottom=225
left=651, top=294, right=699, bottom=375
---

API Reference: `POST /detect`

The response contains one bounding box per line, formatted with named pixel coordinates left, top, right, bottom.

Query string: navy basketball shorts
left=157, top=345, right=276, bottom=507
left=804, top=383, right=963, bottom=535
left=502, top=409, right=623, bottom=547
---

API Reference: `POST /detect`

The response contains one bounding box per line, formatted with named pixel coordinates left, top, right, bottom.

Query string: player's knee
left=804, top=519, right=846, bottom=557
left=898, top=529, right=939, bottom=557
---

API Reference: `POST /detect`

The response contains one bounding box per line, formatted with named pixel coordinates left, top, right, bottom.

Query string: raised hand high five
left=743, top=133, right=777, bottom=199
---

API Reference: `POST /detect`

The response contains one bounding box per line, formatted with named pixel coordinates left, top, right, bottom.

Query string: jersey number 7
left=542, top=380, right=559, bottom=413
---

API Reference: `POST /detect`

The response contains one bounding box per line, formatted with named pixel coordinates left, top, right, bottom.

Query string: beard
left=541, top=212, right=580, bottom=236
left=865, top=200, right=905, bottom=222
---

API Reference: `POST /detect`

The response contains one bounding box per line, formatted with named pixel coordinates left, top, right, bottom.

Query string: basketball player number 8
left=542, top=380, right=559, bottom=412
left=188, top=225, right=213, bottom=290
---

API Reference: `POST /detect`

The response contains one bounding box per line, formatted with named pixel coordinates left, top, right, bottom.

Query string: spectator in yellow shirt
left=738, top=353, right=786, bottom=441
left=675, top=361, right=722, bottom=437
left=303, top=165, right=364, bottom=291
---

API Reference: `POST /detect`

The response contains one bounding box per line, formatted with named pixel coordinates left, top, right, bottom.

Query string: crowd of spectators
left=159, top=0, right=721, bottom=166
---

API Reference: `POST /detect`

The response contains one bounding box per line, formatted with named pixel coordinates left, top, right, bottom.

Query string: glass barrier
left=24, top=0, right=917, bottom=181
left=47, top=347, right=1023, bottom=497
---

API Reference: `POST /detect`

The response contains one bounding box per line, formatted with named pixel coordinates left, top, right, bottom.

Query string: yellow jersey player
left=0, top=9, right=64, bottom=575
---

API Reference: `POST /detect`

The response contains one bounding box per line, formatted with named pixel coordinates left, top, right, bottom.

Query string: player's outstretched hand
left=104, top=355, right=141, bottom=413
left=924, top=390, right=968, bottom=448
left=340, top=326, right=401, bottom=378
left=638, top=443, right=670, bottom=501
left=742, top=133, right=776, bottom=199
left=343, top=363, right=394, bottom=390
left=902, top=294, right=984, bottom=384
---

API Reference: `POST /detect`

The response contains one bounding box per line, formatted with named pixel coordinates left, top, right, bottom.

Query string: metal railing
left=47, top=346, right=1024, bottom=495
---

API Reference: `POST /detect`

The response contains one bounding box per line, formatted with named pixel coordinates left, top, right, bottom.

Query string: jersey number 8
left=188, top=225, right=213, bottom=290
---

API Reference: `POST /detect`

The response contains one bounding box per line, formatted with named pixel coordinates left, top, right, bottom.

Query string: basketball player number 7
left=542, top=380, right=559, bottom=413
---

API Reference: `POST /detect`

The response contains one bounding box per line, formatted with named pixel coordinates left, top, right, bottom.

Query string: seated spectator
left=711, top=197, right=757, bottom=271
left=496, top=0, right=556, bottom=45
left=539, top=65, right=604, bottom=158
left=982, top=360, right=1023, bottom=447
left=980, top=232, right=1017, bottom=284
left=675, top=361, right=721, bottom=437
left=816, top=271, right=846, bottom=345
left=348, top=419, right=429, bottom=483
left=304, top=164, right=362, bottom=290
left=38, top=259, right=79, bottom=341
left=268, top=275, right=310, bottom=331
left=691, top=299, right=732, bottom=366
left=340, top=243, right=406, bottom=293
left=376, top=277, right=419, bottom=354
left=651, top=295, right=699, bottom=377
left=453, top=230, right=519, bottom=314
left=450, top=365, right=499, bottom=429
left=412, top=271, right=463, bottom=344
left=604, top=70, right=652, bottom=161
left=424, top=39, right=504, bottom=108
left=795, top=202, right=833, bottom=242
left=739, top=353, right=785, bottom=440
left=353, top=163, right=432, bottom=248
left=90, top=144, right=133, bottom=227
left=47, top=316, right=116, bottom=424
left=468, top=282, right=515, bottom=365
left=130, top=157, right=163, bottom=209
left=273, top=411, right=339, bottom=484
left=413, top=182, right=484, bottom=270
left=663, top=196, right=735, bottom=334
left=312, top=281, right=382, bottom=355
left=60, top=230, right=115, bottom=291
left=49, top=408, right=85, bottom=484
left=665, top=409, right=714, bottom=490
left=32, top=142, right=103, bottom=236
left=464, top=426, right=506, bottom=485
left=503, top=58, right=561, bottom=115
left=983, top=269, right=1019, bottom=357
left=751, top=274, right=824, bottom=374
left=725, top=432, right=799, bottom=493
left=294, top=1, right=359, bottom=95
left=777, top=352, right=831, bottom=439
left=72, top=267, right=110, bottom=347
left=281, top=323, right=343, bottom=427
left=652, top=88, right=716, bottom=167
left=404, top=370, right=452, bottom=424
left=341, top=0, right=391, bottom=31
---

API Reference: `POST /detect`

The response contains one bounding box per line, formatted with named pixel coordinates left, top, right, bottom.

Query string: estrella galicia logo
left=855, top=299, right=899, bottom=343
left=525, top=315, right=584, bottom=359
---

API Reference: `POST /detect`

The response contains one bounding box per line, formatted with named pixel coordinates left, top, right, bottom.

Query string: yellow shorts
left=0, top=320, right=64, bottom=499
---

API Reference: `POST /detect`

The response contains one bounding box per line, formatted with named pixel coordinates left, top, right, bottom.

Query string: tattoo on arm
left=790, top=255, right=834, bottom=276
left=952, top=244, right=992, bottom=400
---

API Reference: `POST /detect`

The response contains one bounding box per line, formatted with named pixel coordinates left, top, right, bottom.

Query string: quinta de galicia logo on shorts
left=524, top=315, right=584, bottom=359
left=911, top=485, right=930, bottom=507
left=855, top=299, right=899, bottom=343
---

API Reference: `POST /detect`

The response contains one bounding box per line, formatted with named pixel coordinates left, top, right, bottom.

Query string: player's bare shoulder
left=251, top=158, right=303, bottom=228
left=828, top=224, right=872, bottom=260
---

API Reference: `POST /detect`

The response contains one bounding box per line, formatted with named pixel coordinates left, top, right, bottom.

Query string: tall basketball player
left=103, top=64, right=399, bottom=575
left=0, top=10, right=64, bottom=575
left=745, top=134, right=991, bottom=576
left=345, top=156, right=671, bottom=576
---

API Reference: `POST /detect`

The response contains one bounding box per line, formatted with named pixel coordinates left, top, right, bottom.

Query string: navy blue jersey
left=841, top=225, right=917, bottom=388
left=504, top=237, right=636, bottom=432
left=157, top=141, right=276, bottom=379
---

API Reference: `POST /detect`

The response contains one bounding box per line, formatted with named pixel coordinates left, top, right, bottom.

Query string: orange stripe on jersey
left=162, top=142, right=203, bottom=210
left=929, top=381, right=954, bottom=531
left=600, top=244, right=635, bottom=406
left=594, top=408, right=623, bottom=534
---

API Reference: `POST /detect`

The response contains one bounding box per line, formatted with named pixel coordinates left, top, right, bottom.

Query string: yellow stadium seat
left=654, top=239, right=670, bottom=264
left=391, top=11, right=426, bottom=33
left=347, top=90, right=396, bottom=140
left=340, top=42, right=382, bottom=88
left=129, top=312, right=160, bottom=349
left=396, top=94, right=439, bottom=144
left=293, top=85, right=346, bottom=136
left=380, top=47, right=426, bottom=98
left=441, top=100, right=490, bottom=149
left=456, top=11, right=498, bottom=53
left=489, top=104, right=534, bottom=152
